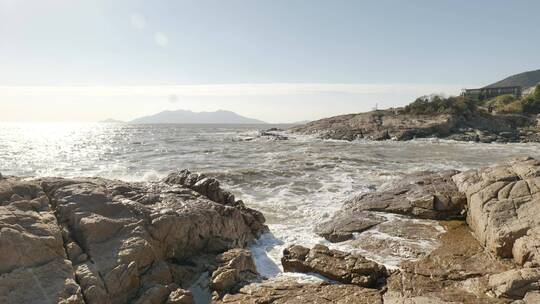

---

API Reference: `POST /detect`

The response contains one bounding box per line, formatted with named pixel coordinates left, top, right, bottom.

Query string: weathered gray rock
left=314, top=211, right=385, bottom=243
left=348, top=217, right=445, bottom=262
left=488, top=268, right=540, bottom=299
left=384, top=221, right=512, bottom=304
left=290, top=108, right=539, bottom=143
left=316, top=170, right=465, bottom=242
left=0, top=177, right=85, bottom=304
left=166, top=288, right=194, bottom=304
left=281, top=244, right=388, bottom=287
left=0, top=170, right=266, bottom=304
left=211, top=249, right=260, bottom=296
left=452, top=157, right=540, bottom=261
left=216, top=279, right=383, bottom=304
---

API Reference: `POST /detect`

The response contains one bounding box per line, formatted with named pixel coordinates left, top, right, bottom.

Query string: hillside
left=486, top=69, right=540, bottom=89
left=130, top=109, right=267, bottom=124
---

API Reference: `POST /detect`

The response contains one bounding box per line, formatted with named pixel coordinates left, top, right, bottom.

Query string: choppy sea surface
left=2, top=123, right=540, bottom=278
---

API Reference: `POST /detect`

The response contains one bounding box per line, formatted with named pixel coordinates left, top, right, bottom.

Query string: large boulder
left=216, top=279, right=383, bottom=304
left=452, top=157, right=540, bottom=261
left=211, top=249, right=260, bottom=296
left=281, top=244, right=388, bottom=288
left=488, top=268, right=540, bottom=299
left=316, top=170, right=465, bottom=242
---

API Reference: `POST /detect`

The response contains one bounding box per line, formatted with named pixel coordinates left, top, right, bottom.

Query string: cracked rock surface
left=0, top=170, right=266, bottom=304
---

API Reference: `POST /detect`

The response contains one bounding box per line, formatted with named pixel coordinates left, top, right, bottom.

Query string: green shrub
left=499, top=100, right=523, bottom=114
left=522, top=84, right=540, bottom=114
left=403, top=95, right=476, bottom=116
left=484, top=94, right=520, bottom=113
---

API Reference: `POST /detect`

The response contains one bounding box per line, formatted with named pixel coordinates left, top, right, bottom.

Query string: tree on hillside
left=522, top=84, right=540, bottom=114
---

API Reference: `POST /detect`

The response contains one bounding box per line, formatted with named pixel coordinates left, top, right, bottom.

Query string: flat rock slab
left=217, top=279, right=383, bottom=304
left=281, top=244, right=388, bottom=288
left=348, top=216, right=444, bottom=265
left=316, top=170, right=465, bottom=243
left=385, top=221, right=512, bottom=304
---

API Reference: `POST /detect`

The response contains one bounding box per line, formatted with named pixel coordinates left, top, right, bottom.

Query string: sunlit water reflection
left=2, top=123, right=540, bottom=275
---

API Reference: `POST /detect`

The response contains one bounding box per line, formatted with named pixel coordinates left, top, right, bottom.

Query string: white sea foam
left=2, top=123, right=540, bottom=281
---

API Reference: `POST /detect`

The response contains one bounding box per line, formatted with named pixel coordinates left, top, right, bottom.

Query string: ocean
left=2, top=122, right=540, bottom=279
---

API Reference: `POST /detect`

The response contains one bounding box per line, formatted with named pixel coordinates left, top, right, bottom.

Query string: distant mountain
left=486, top=69, right=540, bottom=90
left=290, top=120, right=312, bottom=126
left=130, top=110, right=267, bottom=124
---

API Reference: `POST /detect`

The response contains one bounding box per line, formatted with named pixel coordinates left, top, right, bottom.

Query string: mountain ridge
left=485, top=69, right=540, bottom=90
left=130, top=109, right=267, bottom=124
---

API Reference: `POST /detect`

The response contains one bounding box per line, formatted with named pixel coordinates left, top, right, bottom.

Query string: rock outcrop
left=452, top=157, right=540, bottom=261
left=216, top=279, right=383, bottom=304
left=0, top=170, right=266, bottom=304
left=290, top=109, right=540, bottom=143
left=316, top=170, right=465, bottom=242
left=384, top=221, right=513, bottom=303
left=0, top=178, right=85, bottom=304
left=310, top=157, right=540, bottom=302
left=210, top=249, right=260, bottom=296
left=281, top=244, right=388, bottom=287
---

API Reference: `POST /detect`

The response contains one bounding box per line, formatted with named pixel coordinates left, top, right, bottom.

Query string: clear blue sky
left=1, top=0, right=539, bottom=122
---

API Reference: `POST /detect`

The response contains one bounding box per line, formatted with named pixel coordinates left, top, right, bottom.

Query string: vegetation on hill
left=403, top=95, right=476, bottom=116
left=483, top=84, right=540, bottom=115
left=403, top=85, right=540, bottom=117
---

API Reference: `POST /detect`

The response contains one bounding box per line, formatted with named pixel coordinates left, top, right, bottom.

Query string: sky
left=1, top=0, right=539, bottom=123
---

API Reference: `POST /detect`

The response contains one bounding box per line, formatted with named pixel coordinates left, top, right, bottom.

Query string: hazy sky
left=1, top=0, right=539, bottom=123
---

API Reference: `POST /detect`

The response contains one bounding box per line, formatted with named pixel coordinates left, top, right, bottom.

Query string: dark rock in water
left=263, top=127, right=284, bottom=132
left=314, top=211, right=385, bottom=242
left=216, top=279, right=383, bottom=304
left=0, top=171, right=266, bottom=304
left=281, top=244, right=388, bottom=288
left=258, top=130, right=288, bottom=140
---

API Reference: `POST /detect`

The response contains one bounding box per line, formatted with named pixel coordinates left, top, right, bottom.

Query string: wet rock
left=281, top=244, right=388, bottom=287
left=384, top=221, right=513, bottom=304
left=258, top=131, right=288, bottom=140
left=216, top=279, right=383, bottom=304
left=348, top=170, right=466, bottom=219
left=316, top=170, right=465, bottom=243
left=211, top=249, right=260, bottom=296
left=349, top=217, right=444, bottom=263
left=314, top=211, right=385, bottom=242
left=452, top=157, right=540, bottom=260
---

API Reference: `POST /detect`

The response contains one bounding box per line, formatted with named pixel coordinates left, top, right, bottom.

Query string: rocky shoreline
left=3, top=157, right=540, bottom=303
left=290, top=109, right=540, bottom=143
